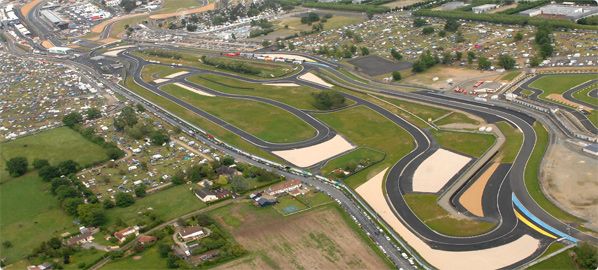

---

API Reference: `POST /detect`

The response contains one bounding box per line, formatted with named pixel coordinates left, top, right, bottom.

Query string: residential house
left=137, top=235, right=157, bottom=245
left=114, top=226, right=140, bottom=243
left=255, top=194, right=277, bottom=207
left=198, top=179, right=213, bottom=188
left=265, top=179, right=302, bottom=197
left=178, top=226, right=208, bottom=241
left=194, top=188, right=218, bottom=202
left=66, top=232, right=94, bottom=246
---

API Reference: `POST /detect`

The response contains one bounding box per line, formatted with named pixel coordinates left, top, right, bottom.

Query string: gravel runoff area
left=459, top=162, right=500, bottom=217
left=153, top=78, right=170, bottom=84
left=412, top=149, right=472, bottom=193
left=263, top=83, right=300, bottom=87
left=102, top=49, right=126, bottom=57
left=298, top=72, right=334, bottom=88
left=258, top=54, right=315, bottom=63
left=356, top=168, right=540, bottom=270
left=164, top=71, right=189, bottom=79
left=148, top=2, right=216, bottom=20
left=172, top=82, right=215, bottom=97
left=347, top=55, right=412, bottom=76
left=272, top=135, right=354, bottom=167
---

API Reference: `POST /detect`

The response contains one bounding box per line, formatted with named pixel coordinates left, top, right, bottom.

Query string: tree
left=39, top=165, right=60, bottom=181
left=422, top=26, right=434, bottom=35
left=467, top=51, right=476, bottom=64
left=498, top=54, right=516, bottom=70
left=390, top=48, right=402, bottom=61
left=529, top=56, right=541, bottom=67
left=77, top=204, right=106, bottom=226
left=86, top=108, right=102, bottom=120
left=32, top=159, right=50, bottom=169
left=55, top=185, right=79, bottom=201
left=158, top=244, right=170, bottom=258
left=115, top=192, right=135, bottom=207
left=261, top=40, right=271, bottom=48
left=288, top=42, right=295, bottom=50
left=442, top=51, right=453, bottom=64
left=455, top=51, right=463, bottom=61
left=6, top=157, right=28, bottom=177
left=103, top=199, right=115, bottom=209
left=392, top=71, right=402, bottom=81
left=454, top=31, right=465, bottom=43
left=119, top=106, right=138, bottom=127
left=230, top=175, right=249, bottom=193
left=360, top=47, right=369, bottom=56
left=171, top=170, right=185, bottom=185
left=51, top=178, right=71, bottom=194
left=444, top=18, right=459, bottom=32
left=63, top=197, right=84, bottom=216
left=136, top=103, right=145, bottom=113
left=478, top=56, right=492, bottom=70
left=134, top=185, right=147, bottom=198
left=150, top=131, right=169, bottom=146
left=514, top=32, right=523, bottom=42
left=120, top=0, right=137, bottom=12
left=62, top=112, right=83, bottom=127
left=186, top=24, right=197, bottom=32
left=2, top=241, right=12, bottom=248
left=57, top=160, right=79, bottom=176
left=312, top=91, right=346, bottom=110
left=221, top=156, right=235, bottom=166
left=413, top=18, right=427, bottom=27
left=573, top=242, right=597, bottom=269
left=215, top=175, right=229, bottom=186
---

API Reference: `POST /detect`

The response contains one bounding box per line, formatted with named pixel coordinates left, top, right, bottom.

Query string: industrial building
left=0, top=4, right=19, bottom=26
left=520, top=4, right=598, bottom=21
left=48, top=46, right=72, bottom=54
left=472, top=4, right=499, bottom=13
left=40, top=9, right=69, bottom=29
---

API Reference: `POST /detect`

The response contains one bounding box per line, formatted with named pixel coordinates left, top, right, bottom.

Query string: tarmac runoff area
left=272, top=135, right=354, bottom=167
left=263, top=83, right=300, bottom=87
left=172, top=83, right=215, bottom=97
left=459, top=162, right=500, bottom=217
left=164, top=71, right=189, bottom=79
left=356, top=169, right=541, bottom=270
left=299, top=72, right=334, bottom=88
left=412, top=149, right=471, bottom=193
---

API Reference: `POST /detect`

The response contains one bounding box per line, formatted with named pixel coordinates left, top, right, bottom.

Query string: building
left=138, top=235, right=157, bottom=245
left=583, top=144, right=598, bottom=156
left=178, top=226, right=207, bottom=241
left=40, top=9, right=68, bottom=29
left=194, top=188, right=218, bottom=202
left=27, top=263, right=53, bottom=270
left=66, top=232, right=94, bottom=246
left=440, top=1, right=468, bottom=11
left=520, top=4, right=598, bottom=20
left=0, top=4, right=19, bottom=26
left=255, top=194, right=277, bottom=207
left=198, top=179, right=213, bottom=188
left=114, top=226, right=140, bottom=242
left=48, top=47, right=72, bottom=55
left=472, top=4, right=498, bottom=13
left=265, top=179, right=302, bottom=197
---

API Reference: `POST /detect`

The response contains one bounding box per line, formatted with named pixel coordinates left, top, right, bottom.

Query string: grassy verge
left=140, top=64, right=188, bottom=82
left=381, top=96, right=449, bottom=122
left=495, top=121, right=523, bottom=163
left=121, top=77, right=283, bottom=162
left=525, top=122, right=583, bottom=224
left=187, top=73, right=329, bottom=110
left=403, top=194, right=496, bottom=237
left=529, top=74, right=596, bottom=99
left=160, top=83, right=317, bottom=143
left=320, top=147, right=386, bottom=177
left=432, top=130, right=495, bottom=158
left=528, top=243, right=576, bottom=270
left=501, top=70, right=521, bottom=81
left=571, top=83, right=597, bottom=106
left=435, top=112, right=480, bottom=126
left=314, top=106, right=414, bottom=188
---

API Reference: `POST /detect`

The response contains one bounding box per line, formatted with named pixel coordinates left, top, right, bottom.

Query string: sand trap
left=263, top=83, right=300, bottom=87
left=299, top=72, right=334, bottom=88
left=459, top=162, right=500, bottom=217
left=413, top=149, right=471, bottom=193
left=153, top=78, right=170, bottom=84
left=356, top=168, right=540, bottom=270
left=149, top=3, right=215, bottom=20
left=547, top=94, right=586, bottom=109
left=102, top=49, right=125, bottom=57
left=173, top=83, right=215, bottom=97
left=272, top=135, right=354, bottom=167
left=164, top=71, right=189, bottom=79
left=259, top=54, right=315, bottom=63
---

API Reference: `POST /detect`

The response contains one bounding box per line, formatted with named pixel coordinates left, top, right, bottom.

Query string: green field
left=432, top=130, right=496, bottom=158
left=122, top=77, right=283, bottom=162
left=0, top=127, right=109, bottom=181
left=140, top=64, right=188, bottom=83
left=525, top=122, right=583, bottom=224
left=102, top=237, right=173, bottom=270
left=315, top=106, right=414, bottom=188
left=403, top=193, right=496, bottom=237
left=528, top=243, right=576, bottom=270
left=529, top=74, right=596, bottom=99
left=105, top=184, right=206, bottom=227
left=435, top=112, right=480, bottom=126
left=495, top=121, right=523, bottom=163
left=571, top=83, right=598, bottom=106
left=187, top=73, right=327, bottom=110
left=320, top=147, right=386, bottom=177
left=501, top=70, right=521, bottom=81
left=157, top=0, right=203, bottom=13
left=382, top=97, right=450, bottom=122
left=266, top=15, right=366, bottom=39
left=161, top=83, right=316, bottom=143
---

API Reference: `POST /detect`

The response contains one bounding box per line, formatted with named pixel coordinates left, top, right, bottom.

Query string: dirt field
left=403, top=66, right=501, bottom=90
left=210, top=203, right=388, bottom=270
left=348, top=55, right=412, bottom=76
left=149, top=3, right=215, bottom=20
left=543, top=142, right=598, bottom=229
left=459, top=162, right=500, bottom=217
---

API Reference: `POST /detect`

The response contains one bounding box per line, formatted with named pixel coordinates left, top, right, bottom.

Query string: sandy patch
left=356, top=168, right=541, bottom=270
left=164, top=71, right=189, bottom=79
left=259, top=54, right=315, bottom=63
left=263, top=83, right=300, bottom=87
left=149, top=3, right=215, bottom=20
left=547, top=94, right=586, bottom=109
left=413, top=149, right=471, bottom=193
left=102, top=49, right=125, bottom=57
left=173, top=83, right=215, bottom=97
left=41, top=40, right=54, bottom=49
left=459, top=162, right=500, bottom=217
left=21, top=0, right=43, bottom=17
left=153, top=78, right=170, bottom=84
left=272, top=135, right=354, bottom=167
left=299, top=72, right=333, bottom=88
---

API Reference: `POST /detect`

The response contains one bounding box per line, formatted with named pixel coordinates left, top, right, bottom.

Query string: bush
left=6, top=157, right=28, bottom=177
left=115, top=192, right=135, bottom=207
left=498, top=54, right=516, bottom=70
left=63, top=112, right=83, bottom=127
left=33, top=159, right=50, bottom=169
left=392, top=71, right=402, bottom=81
left=312, top=91, right=347, bottom=110
left=574, top=242, right=597, bottom=269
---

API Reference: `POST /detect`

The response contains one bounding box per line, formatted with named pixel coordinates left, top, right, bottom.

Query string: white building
left=472, top=4, right=498, bottom=13
left=48, top=47, right=72, bottom=55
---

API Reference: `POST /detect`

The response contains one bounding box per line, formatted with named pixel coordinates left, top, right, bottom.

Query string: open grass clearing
left=161, top=83, right=317, bottom=143
left=525, top=122, right=584, bottom=224
left=0, top=127, right=109, bottom=181
left=208, top=202, right=392, bottom=269
left=403, top=193, right=497, bottom=237
left=529, top=74, right=596, bottom=99
left=273, top=195, right=309, bottom=215
left=314, top=105, right=414, bottom=188
left=157, top=0, right=203, bottom=13
left=435, top=111, right=480, bottom=126
left=432, top=130, right=495, bottom=158
left=263, top=14, right=366, bottom=40
left=102, top=236, right=174, bottom=270
left=320, top=147, right=386, bottom=177
left=495, top=121, right=523, bottom=163
left=140, top=64, right=188, bottom=83
left=122, top=77, right=283, bottom=162
left=187, top=73, right=332, bottom=110
left=381, top=96, right=449, bottom=122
